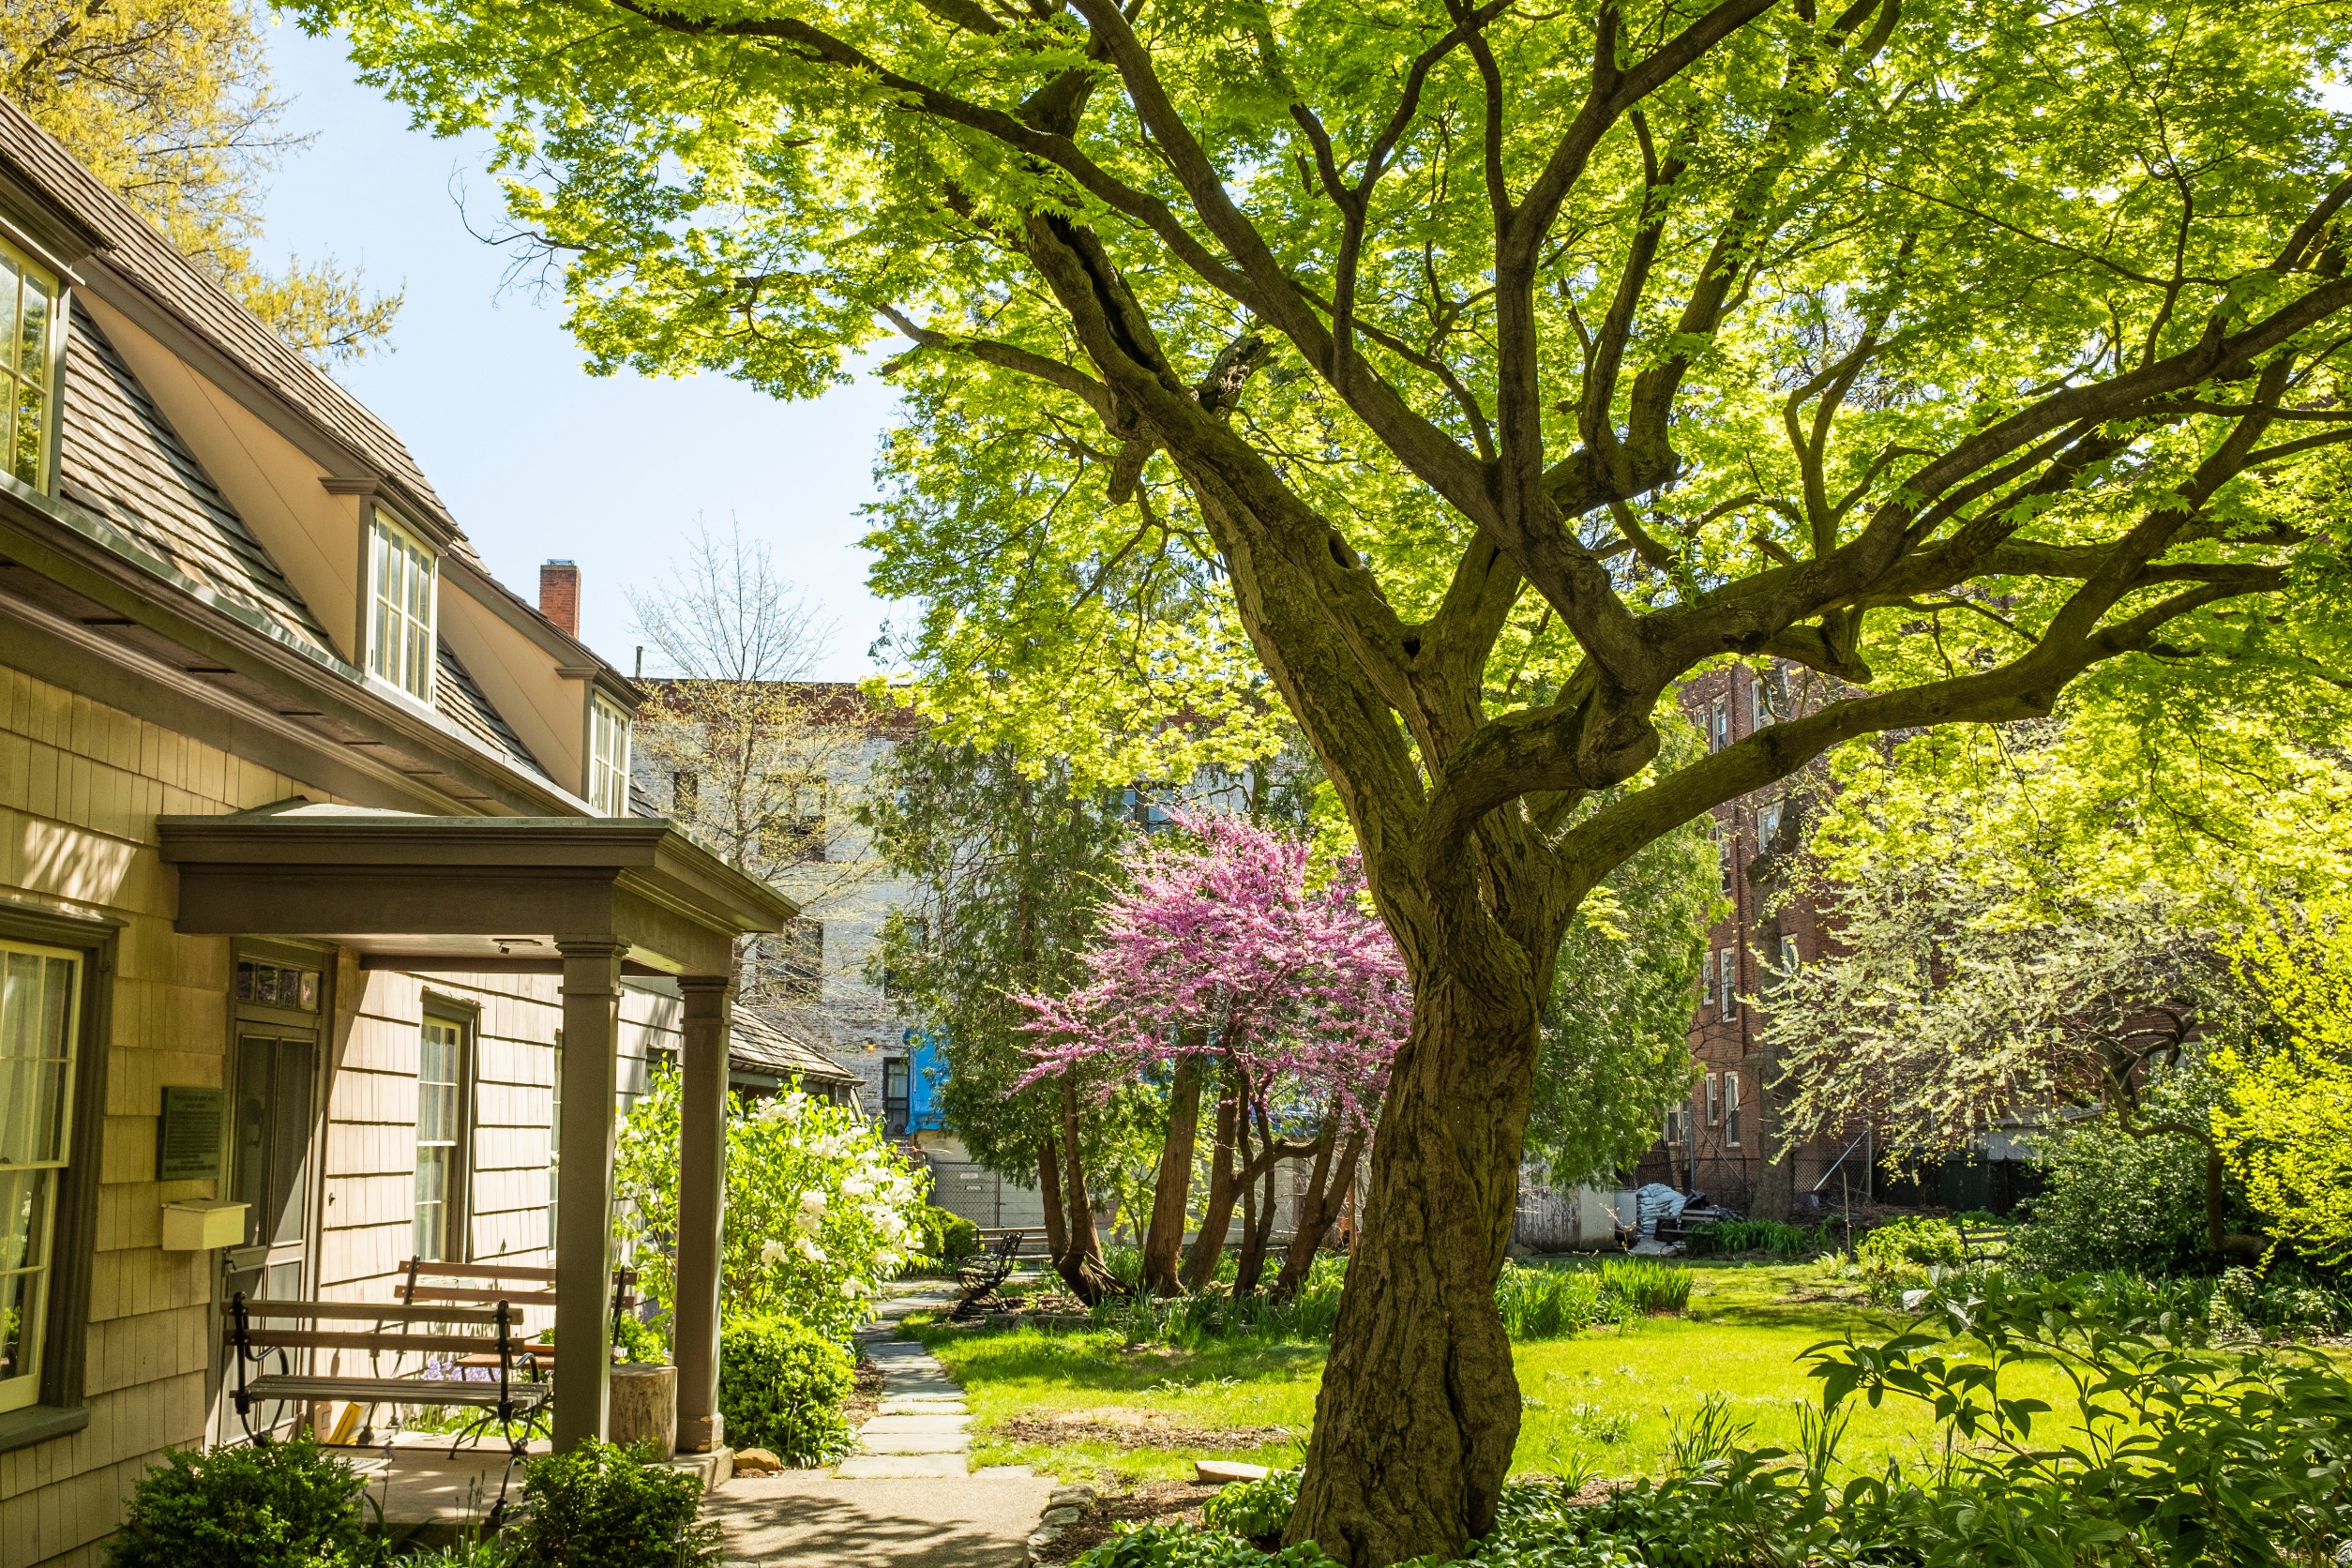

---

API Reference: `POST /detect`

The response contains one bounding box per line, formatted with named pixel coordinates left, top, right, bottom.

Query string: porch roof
left=157, top=798, right=794, bottom=977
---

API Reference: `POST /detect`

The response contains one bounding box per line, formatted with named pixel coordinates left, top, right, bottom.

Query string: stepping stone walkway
left=839, top=1339, right=974, bottom=1477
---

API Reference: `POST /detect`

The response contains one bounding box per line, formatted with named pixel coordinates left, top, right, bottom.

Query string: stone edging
left=1024, top=1483, right=1101, bottom=1564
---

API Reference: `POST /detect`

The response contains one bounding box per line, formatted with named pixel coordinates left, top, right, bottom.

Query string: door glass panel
left=270, top=1041, right=311, bottom=1246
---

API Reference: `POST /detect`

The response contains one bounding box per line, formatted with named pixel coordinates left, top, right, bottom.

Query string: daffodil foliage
left=294, top=0, right=2352, bottom=1553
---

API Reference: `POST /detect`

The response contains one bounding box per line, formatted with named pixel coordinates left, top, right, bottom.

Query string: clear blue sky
left=257, top=18, right=905, bottom=683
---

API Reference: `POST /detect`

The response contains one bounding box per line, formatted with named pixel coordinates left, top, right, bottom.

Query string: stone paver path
left=708, top=1281, right=1052, bottom=1566
left=839, top=1339, right=972, bottom=1475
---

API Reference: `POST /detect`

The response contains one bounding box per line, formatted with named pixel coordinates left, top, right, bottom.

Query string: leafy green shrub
left=1074, top=1524, right=1333, bottom=1568
left=1853, top=1214, right=1965, bottom=1297
left=717, top=1315, right=855, bottom=1463
left=109, top=1438, right=369, bottom=1568
left=917, top=1206, right=981, bottom=1269
left=1594, top=1258, right=1691, bottom=1315
left=2012, top=1099, right=2241, bottom=1278
left=500, top=1439, right=721, bottom=1568
left=1201, top=1469, right=1300, bottom=1541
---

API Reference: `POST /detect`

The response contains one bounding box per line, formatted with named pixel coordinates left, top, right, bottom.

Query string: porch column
left=554, top=937, right=626, bottom=1449
left=673, top=975, right=732, bottom=1453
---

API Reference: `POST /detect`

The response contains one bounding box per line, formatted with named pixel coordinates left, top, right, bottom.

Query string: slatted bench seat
left=395, top=1257, right=638, bottom=1349
left=224, top=1295, right=549, bottom=1459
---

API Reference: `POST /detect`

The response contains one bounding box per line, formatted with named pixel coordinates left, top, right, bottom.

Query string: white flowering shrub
left=615, top=1068, right=928, bottom=1342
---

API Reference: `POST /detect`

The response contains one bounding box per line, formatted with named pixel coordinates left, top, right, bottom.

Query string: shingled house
left=0, top=96, right=796, bottom=1565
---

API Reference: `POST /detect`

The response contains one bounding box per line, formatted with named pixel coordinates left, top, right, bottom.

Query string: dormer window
left=588, top=695, right=630, bottom=815
left=0, top=241, right=60, bottom=492
left=367, top=506, right=436, bottom=701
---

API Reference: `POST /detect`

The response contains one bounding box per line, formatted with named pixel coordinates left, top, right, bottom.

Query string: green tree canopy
left=294, top=0, right=2352, bottom=1553
left=5, top=0, right=401, bottom=361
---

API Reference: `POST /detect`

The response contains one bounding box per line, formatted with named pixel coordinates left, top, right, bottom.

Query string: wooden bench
left=952, top=1229, right=1029, bottom=1322
left=396, top=1258, right=638, bottom=1351
left=1956, top=1225, right=2012, bottom=1264
left=223, top=1294, right=550, bottom=1460
left=975, top=1228, right=1053, bottom=1261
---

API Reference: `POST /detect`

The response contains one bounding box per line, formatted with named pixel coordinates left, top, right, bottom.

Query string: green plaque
left=158, top=1086, right=225, bottom=1182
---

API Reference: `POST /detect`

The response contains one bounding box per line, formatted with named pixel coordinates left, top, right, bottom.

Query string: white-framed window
left=1725, top=1073, right=1743, bottom=1147
left=0, top=939, right=78, bottom=1412
left=367, top=507, right=437, bottom=701
left=0, top=242, right=59, bottom=493
left=1778, top=933, right=1801, bottom=975
left=1757, top=799, right=1784, bottom=843
left=589, top=696, right=631, bottom=815
left=1750, top=671, right=1772, bottom=730
left=1705, top=1073, right=1722, bottom=1126
left=1711, top=696, right=1728, bottom=752
left=413, top=1014, right=471, bottom=1264
left=1718, top=947, right=1739, bottom=1018
left=1665, top=1104, right=1690, bottom=1147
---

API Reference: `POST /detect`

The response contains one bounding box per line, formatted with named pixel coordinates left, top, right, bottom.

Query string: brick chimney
left=538, top=560, right=580, bottom=638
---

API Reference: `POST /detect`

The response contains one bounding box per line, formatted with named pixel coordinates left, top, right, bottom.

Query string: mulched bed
left=994, top=1408, right=1292, bottom=1451
left=843, top=1358, right=889, bottom=1428
left=1032, top=1479, right=1223, bottom=1564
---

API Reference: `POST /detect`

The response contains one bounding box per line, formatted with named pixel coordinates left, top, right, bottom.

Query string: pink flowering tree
left=1020, top=814, right=1407, bottom=1299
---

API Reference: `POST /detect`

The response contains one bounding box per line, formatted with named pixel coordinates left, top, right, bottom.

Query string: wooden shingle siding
left=0, top=663, right=309, bottom=1568
left=56, top=304, right=340, bottom=663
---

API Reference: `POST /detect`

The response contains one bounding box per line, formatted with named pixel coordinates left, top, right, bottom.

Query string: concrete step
left=863, top=1414, right=970, bottom=1434
left=879, top=1400, right=968, bottom=1416
left=860, top=1432, right=972, bottom=1454
left=835, top=1454, right=971, bottom=1478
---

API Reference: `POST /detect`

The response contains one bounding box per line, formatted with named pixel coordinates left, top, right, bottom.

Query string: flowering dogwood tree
left=1021, top=815, right=1407, bottom=1296
left=617, top=1073, right=928, bottom=1342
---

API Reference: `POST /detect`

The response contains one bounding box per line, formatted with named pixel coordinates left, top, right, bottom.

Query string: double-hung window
left=1718, top=948, right=1738, bottom=1018
left=1711, top=696, right=1728, bottom=752
left=413, top=1015, right=471, bottom=1263
left=368, top=508, right=436, bottom=702
left=0, top=244, right=59, bottom=493
left=1725, top=1074, right=1743, bottom=1147
left=0, top=941, right=76, bottom=1413
left=589, top=696, right=630, bottom=816
left=1705, top=1074, right=1722, bottom=1126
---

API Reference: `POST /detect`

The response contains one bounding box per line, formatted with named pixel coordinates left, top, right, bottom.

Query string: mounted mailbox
left=161, top=1199, right=248, bottom=1252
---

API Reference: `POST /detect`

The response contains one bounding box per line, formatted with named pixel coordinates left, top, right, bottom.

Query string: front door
left=227, top=1033, right=316, bottom=1304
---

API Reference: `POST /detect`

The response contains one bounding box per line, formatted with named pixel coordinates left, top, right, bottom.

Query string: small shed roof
left=730, top=1008, right=861, bottom=1089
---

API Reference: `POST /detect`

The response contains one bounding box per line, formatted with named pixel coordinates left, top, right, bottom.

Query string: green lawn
left=908, top=1262, right=2077, bottom=1483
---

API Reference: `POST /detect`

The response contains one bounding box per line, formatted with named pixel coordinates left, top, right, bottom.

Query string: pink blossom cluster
left=1017, top=813, right=1406, bottom=1124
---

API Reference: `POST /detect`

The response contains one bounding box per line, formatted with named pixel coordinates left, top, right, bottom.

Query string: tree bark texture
left=1287, top=962, right=1541, bottom=1565
left=1274, top=1123, right=1364, bottom=1302
left=1235, top=1105, right=1281, bottom=1294
left=1036, top=1137, right=1070, bottom=1265
left=1183, top=1080, right=1242, bottom=1290
left=1057, top=1077, right=1122, bottom=1303
left=1143, top=1055, right=1205, bottom=1296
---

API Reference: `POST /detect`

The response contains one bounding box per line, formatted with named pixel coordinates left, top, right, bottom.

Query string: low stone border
left=1025, top=1483, right=1101, bottom=1564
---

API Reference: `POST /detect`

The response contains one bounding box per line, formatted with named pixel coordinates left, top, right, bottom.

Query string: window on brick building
left=1725, top=1074, right=1743, bottom=1146
left=1706, top=1073, right=1721, bottom=1125
left=1719, top=947, right=1738, bottom=1018
left=1711, top=696, right=1728, bottom=751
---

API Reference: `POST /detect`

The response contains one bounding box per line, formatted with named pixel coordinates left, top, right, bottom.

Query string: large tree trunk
left=1036, top=1136, right=1070, bottom=1264
left=1143, top=1055, right=1205, bottom=1296
left=1183, top=1077, right=1243, bottom=1289
left=1287, top=960, right=1540, bottom=1566
left=1750, top=1039, right=1796, bottom=1224
left=1273, top=1123, right=1364, bottom=1302
left=1055, top=1077, right=1122, bottom=1303
left=1234, top=1104, right=1273, bottom=1294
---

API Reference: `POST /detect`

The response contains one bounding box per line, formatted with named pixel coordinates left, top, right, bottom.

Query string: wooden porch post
left=554, top=936, right=626, bottom=1449
left=674, top=975, right=732, bottom=1453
